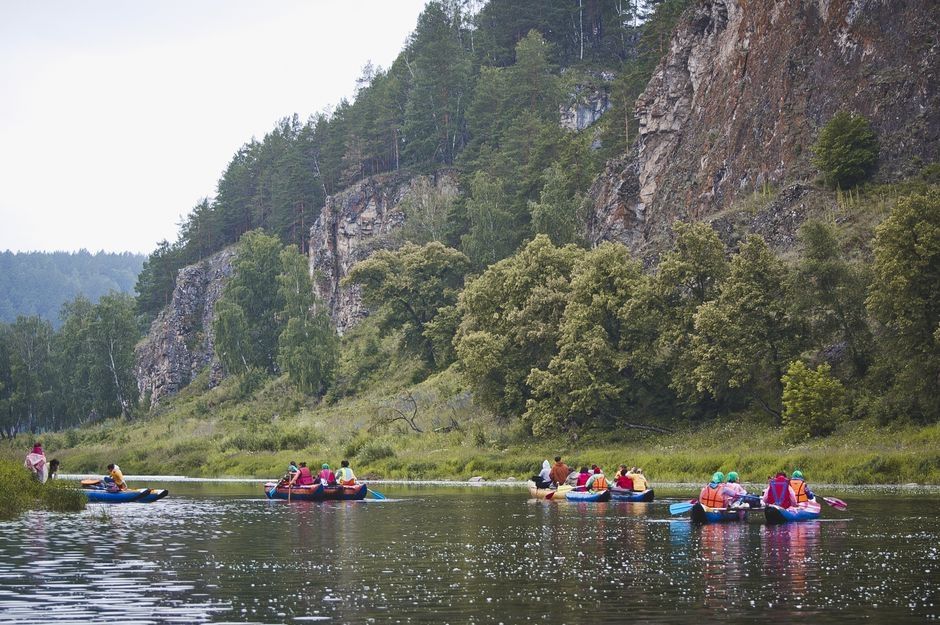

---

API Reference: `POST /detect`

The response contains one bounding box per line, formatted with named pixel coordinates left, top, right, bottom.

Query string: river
left=0, top=481, right=936, bottom=623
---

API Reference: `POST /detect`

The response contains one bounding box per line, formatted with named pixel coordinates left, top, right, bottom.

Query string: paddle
left=367, top=488, right=386, bottom=500
left=820, top=496, right=847, bottom=510
left=669, top=501, right=696, bottom=515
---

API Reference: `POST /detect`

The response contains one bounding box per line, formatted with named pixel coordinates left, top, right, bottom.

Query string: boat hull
left=690, top=503, right=749, bottom=524
left=264, top=482, right=367, bottom=501
left=610, top=488, right=654, bottom=502
left=565, top=489, right=611, bottom=502
left=764, top=501, right=821, bottom=524
left=84, top=488, right=151, bottom=503
left=527, top=481, right=572, bottom=500
left=137, top=489, right=169, bottom=503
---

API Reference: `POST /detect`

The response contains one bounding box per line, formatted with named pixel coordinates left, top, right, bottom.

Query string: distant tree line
left=0, top=251, right=143, bottom=327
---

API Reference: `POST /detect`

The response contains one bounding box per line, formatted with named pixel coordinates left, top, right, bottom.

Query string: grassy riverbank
left=0, top=460, right=86, bottom=520
left=2, top=368, right=938, bottom=486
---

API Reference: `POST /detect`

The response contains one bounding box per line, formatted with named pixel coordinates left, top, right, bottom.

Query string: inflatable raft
left=565, top=489, right=611, bottom=502
left=264, top=482, right=367, bottom=501
left=764, top=500, right=821, bottom=524
left=610, top=487, right=654, bottom=502
left=690, top=503, right=750, bottom=524
left=527, top=481, right=573, bottom=500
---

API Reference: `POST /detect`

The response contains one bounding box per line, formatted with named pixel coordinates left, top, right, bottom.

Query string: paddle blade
left=669, top=502, right=695, bottom=515
left=368, top=488, right=386, bottom=500
left=822, top=496, right=847, bottom=510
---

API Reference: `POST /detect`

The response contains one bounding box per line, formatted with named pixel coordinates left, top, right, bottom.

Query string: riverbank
left=0, top=460, right=86, bottom=520
left=5, top=412, right=938, bottom=486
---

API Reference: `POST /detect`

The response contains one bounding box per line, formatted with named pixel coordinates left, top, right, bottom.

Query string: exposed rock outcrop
left=589, top=0, right=940, bottom=254
left=135, top=246, right=236, bottom=408
left=309, top=170, right=460, bottom=334
left=560, top=72, right=614, bottom=132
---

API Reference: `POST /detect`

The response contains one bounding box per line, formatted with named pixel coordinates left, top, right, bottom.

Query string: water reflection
left=0, top=486, right=936, bottom=623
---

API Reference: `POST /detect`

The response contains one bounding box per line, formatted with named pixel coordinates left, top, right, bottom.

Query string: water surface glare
left=0, top=484, right=936, bottom=623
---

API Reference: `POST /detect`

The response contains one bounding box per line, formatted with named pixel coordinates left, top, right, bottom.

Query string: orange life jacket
left=790, top=478, right=809, bottom=504
left=700, top=483, right=726, bottom=508
left=590, top=475, right=608, bottom=491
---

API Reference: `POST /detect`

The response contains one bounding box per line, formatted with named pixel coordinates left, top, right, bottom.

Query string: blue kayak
left=610, top=488, right=654, bottom=502
left=84, top=488, right=151, bottom=503
left=764, top=501, right=821, bottom=524
left=137, top=489, right=169, bottom=503
left=690, top=503, right=749, bottom=524
left=565, top=489, right=611, bottom=502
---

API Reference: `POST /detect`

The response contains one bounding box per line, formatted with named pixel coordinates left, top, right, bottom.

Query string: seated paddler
left=336, top=460, right=357, bottom=486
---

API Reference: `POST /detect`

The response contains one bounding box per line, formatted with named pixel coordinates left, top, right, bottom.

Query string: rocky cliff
left=589, top=0, right=939, bottom=253
left=135, top=246, right=236, bottom=408
left=309, top=170, right=459, bottom=334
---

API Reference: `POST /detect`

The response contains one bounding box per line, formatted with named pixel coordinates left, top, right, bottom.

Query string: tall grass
left=0, top=460, right=86, bottom=520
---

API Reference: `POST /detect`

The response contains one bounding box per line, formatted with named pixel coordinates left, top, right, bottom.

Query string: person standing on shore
left=24, top=443, right=47, bottom=483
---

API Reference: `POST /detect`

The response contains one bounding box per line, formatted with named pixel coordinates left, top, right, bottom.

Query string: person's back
left=615, top=471, right=634, bottom=490
left=576, top=468, right=590, bottom=488
left=319, top=464, right=336, bottom=485
left=628, top=470, right=648, bottom=492
left=724, top=471, right=747, bottom=498
left=296, top=463, right=314, bottom=486
left=336, top=460, right=357, bottom=486
left=789, top=470, right=812, bottom=504
left=549, top=458, right=569, bottom=486
left=699, top=472, right=728, bottom=508
left=586, top=471, right=608, bottom=491
left=107, top=464, right=127, bottom=491
left=763, top=473, right=796, bottom=508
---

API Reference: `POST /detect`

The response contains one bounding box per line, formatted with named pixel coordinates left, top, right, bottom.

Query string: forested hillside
left=0, top=251, right=143, bottom=326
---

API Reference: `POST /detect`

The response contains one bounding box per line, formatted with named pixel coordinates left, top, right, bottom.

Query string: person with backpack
left=762, top=472, right=798, bottom=508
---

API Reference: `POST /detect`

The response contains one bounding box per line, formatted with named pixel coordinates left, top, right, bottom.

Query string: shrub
left=812, top=111, right=878, bottom=189
left=781, top=361, right=848, bottom=439
left=358, top=443, right=395, bottom=464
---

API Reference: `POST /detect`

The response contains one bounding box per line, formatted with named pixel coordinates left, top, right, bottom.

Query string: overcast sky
left=0, top=0, right=428, bottom=254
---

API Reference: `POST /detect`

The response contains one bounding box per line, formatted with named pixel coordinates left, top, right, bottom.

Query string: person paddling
left=105, top=463, right=128, bottom=491
left=699, top=472, right=730, bottom=508
left=762, top=472, right=797, bottom=508
left=789, top=470, right=815, bottom=505
left=628, top=467, right=649, bottom=492
left=318, top=463, right=336, bottom=486
left=615, top=467, right=634, bottom=490
left=291, top=462, right=315, bottom=486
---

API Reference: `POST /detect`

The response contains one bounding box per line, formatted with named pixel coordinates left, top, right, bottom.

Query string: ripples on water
left=0, top=487, right=936, bottom=624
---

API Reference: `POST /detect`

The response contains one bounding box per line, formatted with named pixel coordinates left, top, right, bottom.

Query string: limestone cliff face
left=309, top=170, right=459, bottom=334
left=589, top=0, right=939, bottom=253
left=560, top=72, right=614, bottom=132
left=135, top=247, right=236, bottom=408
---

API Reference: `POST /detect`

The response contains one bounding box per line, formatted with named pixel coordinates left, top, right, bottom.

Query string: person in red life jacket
left=318, top=463, right=336, bottom=486
left=789, top=470, right=815, bottom=505
left=575, top=466, right=591, bottom=489
left=762, top=472, right=798, bottom=508
left=699, top=472, right=730, bottom=508
left=585, top=466, right=609, bottom=491
left=290, top=462, right=315, bottom=486
left=615, top=467, right=634, bottom=490
left=24, top=442, right=47, bottom=483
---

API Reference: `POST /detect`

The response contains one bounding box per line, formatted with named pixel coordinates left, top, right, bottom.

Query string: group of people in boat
left=700, top=470, right=814, bottom=509
left=533, top=456, right=651, bottom=492
left=23, top=442, right=60, bottom=484
left=279, top=459, right=358, bottom=488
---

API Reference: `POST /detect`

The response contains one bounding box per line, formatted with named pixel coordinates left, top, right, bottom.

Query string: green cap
left=727, top=471, right=739, bottom=482
left=321, top=463, right=330, bottom=469
left=712, top=471, right=724, bottom=483
left=792, top=470, right=803, bottom=479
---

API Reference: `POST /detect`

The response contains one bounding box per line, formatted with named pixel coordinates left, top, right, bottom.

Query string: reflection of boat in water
left=526, top=481, right=572, bottom=500
left=691, top=503, right=749, bottom=524
left=264, top=482, right=367, bottom=501
left=764, top=500, right=821, bottom=524
left=610, top=487, right=654, bottom=502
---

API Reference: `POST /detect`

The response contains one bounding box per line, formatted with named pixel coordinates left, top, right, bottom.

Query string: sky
left=0, top=0, right=429, bottom=254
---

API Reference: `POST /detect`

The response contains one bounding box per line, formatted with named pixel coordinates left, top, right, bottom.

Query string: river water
left=0, top=481, right=936, bottom=624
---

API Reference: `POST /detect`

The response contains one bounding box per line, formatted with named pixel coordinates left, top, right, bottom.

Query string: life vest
left=700, top=483, right=726, bottom=508
left=576, top=473, right=590, bottom=487
left=790, top=478, right=809, bottom=504
left=319, top=469, right=335, bottom=484
left=629, top=473, right=648, bottom=491
left=297, top=466, right=314, bottom=486
left=766, top=477, right=793, bottom=508
left=590, top=475, right=608, bottom=491
left=615, top=475, right=634, bottom=490
left=336, top=467, right=356, bottom=485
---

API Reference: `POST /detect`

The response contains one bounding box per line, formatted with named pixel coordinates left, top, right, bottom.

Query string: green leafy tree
left=523, top=243, right=661, bottom=436
left=797, top=221, right=872, bottom=375
left=812, top=111, right=879, bottom=189
left=397, top=177, right=456, bottom=245
left=455, top=235, right=584, bottom=418
left=866, top=190, right=940, bottom=422
left=460, top=172, right=518, bottom=268
left=781, top=360, right=847, bottom=439
left=690, top=236, right=801, bottom=417
left=529, top=163, right=584, bottom=246
left=213, top=230, right=285, bottom=375
left=344, top=242, right=470, bottom=370
left=276, top=246, right=338, bottom=395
